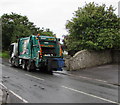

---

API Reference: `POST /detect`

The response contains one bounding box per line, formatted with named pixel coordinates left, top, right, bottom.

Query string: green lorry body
left=10, top=35, right=64, bottom=72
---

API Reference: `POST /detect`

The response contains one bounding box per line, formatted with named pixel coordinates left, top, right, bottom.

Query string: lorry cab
left=9, top=43, right=19, bottom=66
left=9, top=43, right=18, bottom=58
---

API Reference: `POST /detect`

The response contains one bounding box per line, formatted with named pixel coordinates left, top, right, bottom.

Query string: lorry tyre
left=26, top=64, right=33, bottom=72
left=11, top=59, right=15, bottom=67
left=27, top=62, right=36, bottom=72
left=48, top=70, right=53, bottom=74
left=26, top=64, right=31, bottom=72
left=46, top=67, right=53, bottom=74
left=14, top=58, right=19, bottom=67
left=22, top=60, right=27, bottom=70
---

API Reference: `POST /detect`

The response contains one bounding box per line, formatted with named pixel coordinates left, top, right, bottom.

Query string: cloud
left=0, top=0, right=119, bottom=38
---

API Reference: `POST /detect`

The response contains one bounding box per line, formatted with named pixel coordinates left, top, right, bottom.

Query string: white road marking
left=25, top=74, right=44, bottom=81
left=9, top=90, right=28, bottom=103
left=70, top=74, right=108, bottom=83
left=67, top=74, right=117, bottom=87
left=54, top=73, right=61, bottom=76
left=0, top=83, right=28, bottom=103
left=0, top=82, right=7, bottom=89
left=62, top=85, right=119, bottom=104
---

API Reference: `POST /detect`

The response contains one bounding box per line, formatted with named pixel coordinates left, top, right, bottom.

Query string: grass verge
left=0, top=51, right=9, bottom=58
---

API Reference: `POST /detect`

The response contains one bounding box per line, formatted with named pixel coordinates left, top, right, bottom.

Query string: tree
left=38, top=28, right=56, bottom=37
left=1, top=13, right=55, bottom=50
left=65, top=2, right=120, bottom=51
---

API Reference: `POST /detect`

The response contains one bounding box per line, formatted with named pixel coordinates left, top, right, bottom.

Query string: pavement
left=55, top=64, right=119, bottom=86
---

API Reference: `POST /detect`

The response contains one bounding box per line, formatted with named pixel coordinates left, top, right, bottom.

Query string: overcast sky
left=1, top=0, right=119, bottom=38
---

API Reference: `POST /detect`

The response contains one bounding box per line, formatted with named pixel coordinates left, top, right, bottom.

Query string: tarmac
left=0, top=58, right=120, bottom=103
left=2, top=58, right=120, bottom=86
left=55, top=64, right=120, bottom=86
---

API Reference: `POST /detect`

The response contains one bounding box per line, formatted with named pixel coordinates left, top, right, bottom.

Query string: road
left=1, top=59, right=119, bottom=104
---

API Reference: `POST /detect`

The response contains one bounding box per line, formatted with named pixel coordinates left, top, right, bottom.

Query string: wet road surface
left=1, top=60, right=119, bottom=104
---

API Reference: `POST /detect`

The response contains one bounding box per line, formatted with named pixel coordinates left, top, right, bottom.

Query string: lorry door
left=31, top=36, right=40, bottom=59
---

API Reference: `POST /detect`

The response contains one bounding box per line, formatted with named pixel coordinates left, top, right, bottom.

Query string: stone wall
left=111, top=50, right=120, bottom=63
left=65, top=50, right=112, bottom=70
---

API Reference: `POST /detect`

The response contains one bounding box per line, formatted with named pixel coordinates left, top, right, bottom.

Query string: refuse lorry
left=9, top=34, right=64, bottom=73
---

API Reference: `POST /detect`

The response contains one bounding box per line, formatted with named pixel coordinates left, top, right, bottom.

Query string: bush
left=65, top=2, right=120, bottom=51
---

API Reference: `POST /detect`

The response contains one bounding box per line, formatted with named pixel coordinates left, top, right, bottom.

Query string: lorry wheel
left=26, top=64, right=32, bottom=72
left=10, top=59, right=15, bottom=67
left=26, top=64, right=30, bottom=71
left=26, top=61, right=36, bottom=72
left=22, top=60, right=27, bottom=70
left=46, top=68, right=53, bottom=74
left=14, top=58, right=19, bottom=67
left=47, top=70, right=53, bottom=74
